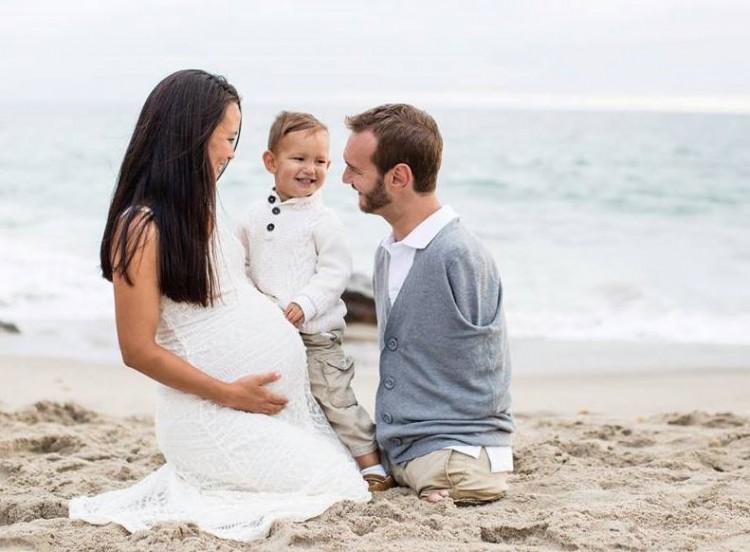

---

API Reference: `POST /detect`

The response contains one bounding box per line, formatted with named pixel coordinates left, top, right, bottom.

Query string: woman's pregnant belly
left=157, top=286, right=308, bottom=412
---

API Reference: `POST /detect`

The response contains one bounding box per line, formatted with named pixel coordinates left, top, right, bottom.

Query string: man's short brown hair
left=268, top=111, right=328, bottom=152
left=345, top=104, right=442, bottom=193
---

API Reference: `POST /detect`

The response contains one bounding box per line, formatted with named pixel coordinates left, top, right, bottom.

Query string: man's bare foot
left=424, top=489, right=450, bottom=503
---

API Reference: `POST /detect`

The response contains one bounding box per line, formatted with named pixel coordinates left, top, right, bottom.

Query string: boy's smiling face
left=263, top=129, right=331, bottom=201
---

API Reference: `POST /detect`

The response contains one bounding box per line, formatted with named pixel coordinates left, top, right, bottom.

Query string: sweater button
left=386, top=337, right=398, bottom=351
left=384, top=377, right=395, bottom=390
left=268, top=195, right=276, bottom=204
left=272, top=207, right=281, bottom=215
left=266, top=223, right=275, bottom=232
left=382, top=412, right=393, bottom=424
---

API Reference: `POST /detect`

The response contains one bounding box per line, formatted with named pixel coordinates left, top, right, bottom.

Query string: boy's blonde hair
left=268, top=111, right=328, bottom=152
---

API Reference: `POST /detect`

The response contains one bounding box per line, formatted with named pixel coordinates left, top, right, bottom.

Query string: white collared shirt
left=381, top=205, right=513, bottom=473
left=381, top=205, right=458, bottom=306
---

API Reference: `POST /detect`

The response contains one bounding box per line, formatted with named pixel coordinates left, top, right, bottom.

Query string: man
left=342, top=104, right=515, bottom=504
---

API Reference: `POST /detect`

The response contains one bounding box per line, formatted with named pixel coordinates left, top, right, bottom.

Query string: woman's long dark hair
left=100, top=69, right=241, bottom=306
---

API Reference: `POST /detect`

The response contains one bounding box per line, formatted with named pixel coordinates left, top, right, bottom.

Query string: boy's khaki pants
left=301, top=331, right=377, bottom=458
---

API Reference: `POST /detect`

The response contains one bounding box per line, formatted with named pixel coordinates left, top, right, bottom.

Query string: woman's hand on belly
left=222, top=372, right=289, bottom=414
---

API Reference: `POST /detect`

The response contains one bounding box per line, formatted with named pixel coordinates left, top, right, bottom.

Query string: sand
left=1, top=326, right=750, bottom=551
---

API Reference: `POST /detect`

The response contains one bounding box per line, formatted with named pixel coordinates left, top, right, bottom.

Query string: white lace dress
left=69, top=225, right=370, bottom=541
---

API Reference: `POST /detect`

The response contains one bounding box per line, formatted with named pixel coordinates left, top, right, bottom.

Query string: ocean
left=1, top=101, right=749, bottom=360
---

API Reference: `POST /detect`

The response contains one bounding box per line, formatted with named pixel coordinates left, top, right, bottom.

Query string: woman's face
left=207, top=102, right=242, bottom=179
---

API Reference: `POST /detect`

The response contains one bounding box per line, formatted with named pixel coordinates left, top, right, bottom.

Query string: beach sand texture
left=1, top=331, right=750, bottom=551
left=2, top=402, right=749, bottom=551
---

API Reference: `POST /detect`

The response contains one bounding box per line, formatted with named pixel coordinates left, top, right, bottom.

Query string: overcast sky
left=2, top=0, right=749, bottom=111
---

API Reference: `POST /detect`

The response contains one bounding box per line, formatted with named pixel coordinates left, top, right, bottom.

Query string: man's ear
left=262, top=150, right=276, bottom=173
left=390, top=163, right=413, bottom=190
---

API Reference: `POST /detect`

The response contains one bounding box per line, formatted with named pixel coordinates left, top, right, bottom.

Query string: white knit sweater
left=236, top=189, right=350, bottom=335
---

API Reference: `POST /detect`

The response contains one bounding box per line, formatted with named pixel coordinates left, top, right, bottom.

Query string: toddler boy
left=236, top=111, right=393, bottom=491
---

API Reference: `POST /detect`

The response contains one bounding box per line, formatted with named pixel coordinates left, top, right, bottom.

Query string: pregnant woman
left=69, top=69, right=369, bottom=542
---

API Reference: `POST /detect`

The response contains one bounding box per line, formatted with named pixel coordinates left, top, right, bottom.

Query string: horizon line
left=4, top=93, right=750, bottom=115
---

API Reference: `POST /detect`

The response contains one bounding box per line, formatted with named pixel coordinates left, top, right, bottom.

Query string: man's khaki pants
left=391, top=448, right=509, bottom=504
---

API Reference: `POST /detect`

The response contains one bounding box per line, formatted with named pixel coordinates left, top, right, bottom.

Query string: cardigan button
left=386, top=337, right=398, bottom=351
left=268, top=195, right=276, bottom=204
left=382, top=412, right=393, bottom=424
left=266, top=223, right=275, bottom=232
left=272, top=207, right=281, bottom=215
left=384, top=377, right=395, bottom=390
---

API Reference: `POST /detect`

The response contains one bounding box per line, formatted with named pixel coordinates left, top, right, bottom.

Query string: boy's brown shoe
left=363, top=473, right=396, bottom=492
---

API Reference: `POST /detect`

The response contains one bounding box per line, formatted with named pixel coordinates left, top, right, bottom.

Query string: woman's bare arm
left=112, top=222, right=288, bottom=415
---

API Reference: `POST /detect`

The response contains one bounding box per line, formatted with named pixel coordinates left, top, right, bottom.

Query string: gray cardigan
left=374, top=219, right=515, bottom=465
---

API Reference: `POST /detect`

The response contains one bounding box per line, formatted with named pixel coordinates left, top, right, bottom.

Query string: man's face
left=342, top=130, right=392, bottom=214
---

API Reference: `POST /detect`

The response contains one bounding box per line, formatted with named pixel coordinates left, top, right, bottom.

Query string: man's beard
left=360, top=175, right=392, bottom=213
